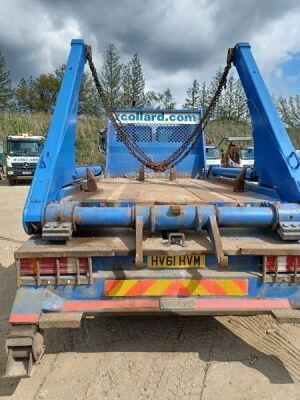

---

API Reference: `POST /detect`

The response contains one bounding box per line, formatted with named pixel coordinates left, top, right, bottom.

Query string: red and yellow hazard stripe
left=104, top=279, right=248, bottom=297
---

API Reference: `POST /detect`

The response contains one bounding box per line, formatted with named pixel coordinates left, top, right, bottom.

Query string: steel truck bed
left=65, top=177, right=269, bottom=204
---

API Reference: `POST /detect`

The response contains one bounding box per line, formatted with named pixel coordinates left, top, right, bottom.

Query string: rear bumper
left=9, top=276, right=300, bottom=324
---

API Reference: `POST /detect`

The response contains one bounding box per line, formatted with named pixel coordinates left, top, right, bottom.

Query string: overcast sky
left=1, top=0, right=300, bottom=104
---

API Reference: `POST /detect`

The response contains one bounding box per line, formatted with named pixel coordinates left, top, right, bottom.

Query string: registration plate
left=147, top=254, right=205, bottom=269
left=22, top=171, right=32, bottom=175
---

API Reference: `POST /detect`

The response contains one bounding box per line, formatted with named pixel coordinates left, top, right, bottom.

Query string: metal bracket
left=168, top=232, right=185, bottom=246
left=169, top=166, right=176, bottom=181
left=138, top=164, right=145, bottom=181
left=206, top=214, right=228, bottom=268
left=277, top=221, right=300, bottom=241
left=42, top=222, right=73, bottom=241
left=80, top=168, right=98, bottom=192
left=135, top=216, right=144, bottom=268
left=233, top=166, right=247, bottom=192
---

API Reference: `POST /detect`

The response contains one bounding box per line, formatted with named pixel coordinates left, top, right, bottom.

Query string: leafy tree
left=122, top=53, right=145, bottom=108
left=183, top=79, right=200, bottom=109
left=144, top=90, right=159, bottom=108
left=207, top=68, right=224, bottom=120
left=16, top=68, right=61, bottom=113
left=16, top=64, right=102, bottom=116
left=145, top=89, right=176, bottom=110
left=277, top=95, right=300, bottom=128
left=0, top=50, right=14, bottom=111
left=121, top=64, right=132, bottom=107
left=159, top=88, right=176, bottom=109
left=101, top=43, right=123, bottom=109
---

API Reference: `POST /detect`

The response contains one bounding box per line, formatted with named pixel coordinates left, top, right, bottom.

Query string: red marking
left=200, top=279, right=227, bottom=296
left=266, top=256, right=276, bottom=272
left=163, top=281, right=182, bottom=296
left=124, top=280, right=155, bottom=296
left=63, top=299, right=160, bottom=312
left=232, top=279, right=248, bottom=292
left=20, top=257, right=88, bottom=275
left=9, top=313, right=39, bottom=323
left=195, top=298, right=291, bottom=310
left=105, top=279, right=122, bottom=293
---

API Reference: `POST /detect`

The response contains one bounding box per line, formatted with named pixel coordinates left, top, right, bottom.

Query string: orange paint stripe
left=200, top=279, right=227, bottom=296
left=125, top=279, right=155, bottom=296
left=232, top=279, right=248, bottom=293
left=105, top=279, right=122, bottom=293
left=162, top=281, right=182, bottom=296
left=9, top=313, right=39, bottom=323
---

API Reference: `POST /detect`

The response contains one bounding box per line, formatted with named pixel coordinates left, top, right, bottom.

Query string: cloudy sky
left=1, top=0, right=300, bottom=104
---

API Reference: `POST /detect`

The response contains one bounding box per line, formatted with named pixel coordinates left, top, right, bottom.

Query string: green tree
left=145, top=89, right=176, bottom=110
left=121, top=63, right=132, bottom=107
left=122, top=53, right=145, bottom=108
left=101, top=43, right=123, bottom=109
left=183, top=79, right=200, bottom=109
left=130, top=53, right=145, bottom=107
left=16, top=64, right=102, bottom=116
left=277, top=95, right=300, bottom=128
left=0, top=50, right=14, bottom=111
left=199, top=82, right=209, bottom=112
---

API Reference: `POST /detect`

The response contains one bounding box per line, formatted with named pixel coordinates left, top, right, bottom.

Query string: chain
left=86, top=45, right=233, bottom=172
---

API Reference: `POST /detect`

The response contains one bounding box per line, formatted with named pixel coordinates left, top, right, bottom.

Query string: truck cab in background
left=6, top=133, right=44, bottom=185
left=219, top=136, right=254, bottom=168
left=205, top=145, right=221, bottom=167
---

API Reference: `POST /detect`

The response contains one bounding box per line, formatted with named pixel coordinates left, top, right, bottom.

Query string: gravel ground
left=0, top=181, right=299, bottom=400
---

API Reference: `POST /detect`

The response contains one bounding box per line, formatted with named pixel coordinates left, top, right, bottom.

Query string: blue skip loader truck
left=5, top=39, right=300, bottom=377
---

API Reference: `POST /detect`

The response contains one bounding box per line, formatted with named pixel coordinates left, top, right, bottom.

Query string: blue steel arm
left=233, top=43, right=300, bottom=202
left=23, top=39, right=87, bottom=233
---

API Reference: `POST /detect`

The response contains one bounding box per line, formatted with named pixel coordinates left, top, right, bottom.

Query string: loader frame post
left=233, top=43, right=300, bottom=202
left=23, top=39, right=87, bottom=233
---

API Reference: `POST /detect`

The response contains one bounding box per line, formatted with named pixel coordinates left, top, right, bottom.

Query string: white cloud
left=0, top=0, right=300, bottom=104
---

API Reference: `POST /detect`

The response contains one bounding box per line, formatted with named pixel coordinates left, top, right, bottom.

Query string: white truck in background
left=6, top=133, right=44, bottom=185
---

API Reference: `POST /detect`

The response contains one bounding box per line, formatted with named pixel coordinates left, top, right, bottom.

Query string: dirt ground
left=0, top=182, right=300, bottom=400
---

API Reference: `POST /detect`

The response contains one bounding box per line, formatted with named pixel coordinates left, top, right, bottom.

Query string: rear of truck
left=5, top=40, right=300, bottom=378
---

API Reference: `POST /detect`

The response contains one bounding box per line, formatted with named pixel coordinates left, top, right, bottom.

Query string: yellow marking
left=106, top=279, right=248, bottom=297
left=217, top=280, right=246, bottom=296
left=179, top=280, right=207, bottom=295
left=147, top=254, right=205, bottom=269
left=108, top=279, right=138, bottom=296
left=143, top=280, right=172, bottom=296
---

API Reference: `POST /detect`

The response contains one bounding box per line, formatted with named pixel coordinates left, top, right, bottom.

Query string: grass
left=0, top=112, right=106, bottom=165
left=1, top=112, right=300, bottom=165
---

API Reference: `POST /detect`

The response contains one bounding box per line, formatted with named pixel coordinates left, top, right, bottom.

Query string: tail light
left=18, top=257, right=92, bottom=285
left=265, top=256, right=300, bottom=273
left=264, top=256, right=300, bottom=283
left=20, top=257, right=89, bottom=275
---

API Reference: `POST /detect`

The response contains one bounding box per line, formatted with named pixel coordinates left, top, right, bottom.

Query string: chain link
left=86, top=45, right=232, bottom=172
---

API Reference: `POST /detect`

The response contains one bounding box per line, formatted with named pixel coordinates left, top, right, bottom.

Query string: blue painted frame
left=22, top=40, right=300, bottom=234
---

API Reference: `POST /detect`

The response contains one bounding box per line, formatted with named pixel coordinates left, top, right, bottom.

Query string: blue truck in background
left=5, top=40, right=300, bottom=378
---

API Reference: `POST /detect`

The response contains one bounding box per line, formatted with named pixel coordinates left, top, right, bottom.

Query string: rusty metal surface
left=39, top=312, right=83, bottom=329
left=65, top=177, right=271, bottom=204
left=14, top=227, right=300, bottom=259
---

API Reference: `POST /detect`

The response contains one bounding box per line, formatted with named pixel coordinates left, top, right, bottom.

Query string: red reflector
left=19, top=257, right=89, bottom=275
left=265, top=256, right=300, bottom=273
